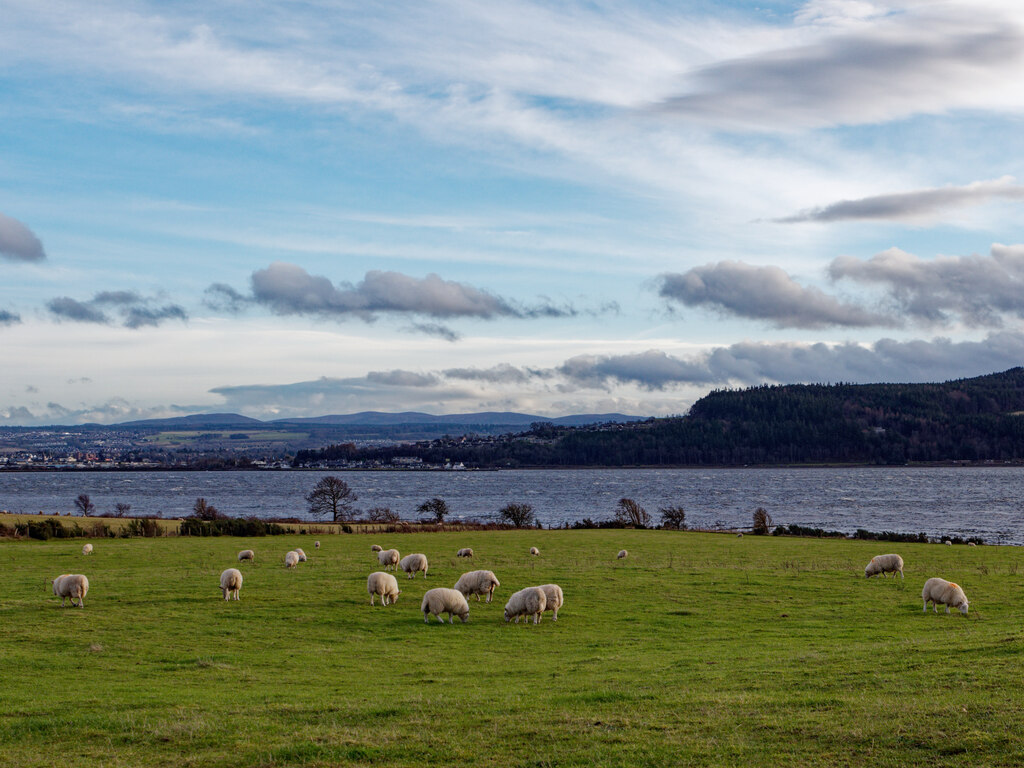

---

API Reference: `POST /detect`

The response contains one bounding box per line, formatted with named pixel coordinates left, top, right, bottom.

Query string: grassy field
left=1, top=530, right=1023, bottom=767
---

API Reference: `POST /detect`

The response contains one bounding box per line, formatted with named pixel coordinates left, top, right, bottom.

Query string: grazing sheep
left=922, top=577, right=969, bottom=615
left=400, top=553, right=429, bottom=579
left=530, top=547, right=540, bottom=556
left=421, top=587, right=469, bottom=624
left=53, top=574, right=89, bottom=608
left=367, top=572, right=401, bottom=606
left=456, top=548, right=474, bottom=558
left=285, top=551, right=300, bottom=568
left=736, top=533, right=744, bottom=538
left=315, top=541, right=321, bottom=549
left=504, top=587, right=547, bottom=625
left=237, top=549, right=255, bottom=563
left=82, top=543, right=93, bottom=555
left=864, top=554, right=904, bottom=579
left=968, top=542, right=977, bottom=547
left=295, top=548, right=307, bottom=562
left=371, top=544, right=383, bottom=552
left=617, top=549, right=628, bottom=559
left=454, top=570, right=500, bottom=603
left=220, top=568, right=243, bottom=600
left=537, top=583, right=564, bottom=621
left=378, top=548, right=400, bottom=571
left=943, top=540, right=953, bottom=546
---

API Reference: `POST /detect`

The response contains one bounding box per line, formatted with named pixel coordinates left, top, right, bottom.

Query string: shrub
left=125, top=518, right=162, bottom=537
left=416, top=497, right=450, bottom=523
left=659, top=506, right=686, bottom=530
left=498, top=503, right=535, bottom=528
left=366, top=507, right=400, bottom=523
left=752, top=507, right=772, bottom=535
left=614, top=498, right=651, bottom=528
left=179, top=518, right=288, bottom=536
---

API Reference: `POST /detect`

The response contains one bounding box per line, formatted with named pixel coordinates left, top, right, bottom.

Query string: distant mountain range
left=114, top=411, right=644, bottom=430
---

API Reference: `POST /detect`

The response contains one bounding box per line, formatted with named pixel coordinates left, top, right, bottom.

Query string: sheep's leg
left=436, top=613, right=446, bottom=624
left=370, top=594, right=376, bottom=606
left=423, top=612, right=430, bottom=623
left=552, top=609, right=558, bottom=621
left=945, top=605, right=950, bottom=614
left=923, top=600, right=927, bottom=612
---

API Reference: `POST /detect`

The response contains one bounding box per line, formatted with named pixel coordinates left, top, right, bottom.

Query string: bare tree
left=74, top=493, right=95, bottom=517
left=752, top=507, right=773, bottom=535
left=366, top=506, right=400, bottom=523
left=113, top=502, right=131, bottom=518
left=306, top=476, right=358, bottom=522
left=659, top=506, right=686, bottom=530
left=193, top=497, right=223, bottom=521
left=499, top=502, right=535, bottom=528
left=615, top=498, right=651, bottom=528
left=416, top=497, right=449, bottom=523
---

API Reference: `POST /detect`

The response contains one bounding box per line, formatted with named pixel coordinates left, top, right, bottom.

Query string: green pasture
left=2, top=530, right=1023, bottom=767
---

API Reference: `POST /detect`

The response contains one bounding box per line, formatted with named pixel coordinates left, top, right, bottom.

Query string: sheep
left=82, top=543, right=93, bottom=555
left=378, top=548, right=400, bottom=571
left=456, top=548, right=474, bottom=558
left=315, top=541, right=321, bottom=549
left=617, top=549, right=628, bottom=559
left=968, top=542, right=977, bottom=547
left=400, top=553, right=429, bottom=579
left=371, top=544, right=383, bottom=552
left=52, top=574, right=89, bottom=608
left=943, top=540, right=953, bottom=546
left=454, top=570, right=500, bottom=603
left=220, top=568, right=243, bottom=600
left=864, top=554, right=904, bottom=579
left=922, top=577, right=969, bottom=615
left=736, top=533, right=744, bottom=538
left=421, top=587, right=469, bottom=624
left=504, top=587, right=547, bottom=625
left=237, top=549, right=255, bottom=563
left=295, top=548, right=307, bottom=562
left=530, top=547, right=540, bottom=556
left=537, top=583, right=564, bottom=621
left=367, top=572, right=401, bottom=606
left=285, top=551, right=300, bottom=568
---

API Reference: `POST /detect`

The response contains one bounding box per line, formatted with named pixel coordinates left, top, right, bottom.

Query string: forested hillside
left=296, top=368, right=1024, bottom=467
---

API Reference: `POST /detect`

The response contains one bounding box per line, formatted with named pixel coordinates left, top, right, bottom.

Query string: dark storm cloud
left=0, top=211, right=46, bottom=262
left=659, top=261, right=893, bottom=329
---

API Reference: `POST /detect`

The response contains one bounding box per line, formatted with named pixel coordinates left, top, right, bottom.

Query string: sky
left=3, top=0, right=1024, bottom=425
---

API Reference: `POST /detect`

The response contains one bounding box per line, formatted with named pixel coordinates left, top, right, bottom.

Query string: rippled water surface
left=2, top=467, right=1024, bottom=543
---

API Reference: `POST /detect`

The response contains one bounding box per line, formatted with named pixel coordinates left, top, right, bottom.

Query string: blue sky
left=3, top=0, right=1024, bottom=425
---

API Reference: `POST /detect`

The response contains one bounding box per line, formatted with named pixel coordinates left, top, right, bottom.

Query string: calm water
left=2, top=467, right=1024, bottom=543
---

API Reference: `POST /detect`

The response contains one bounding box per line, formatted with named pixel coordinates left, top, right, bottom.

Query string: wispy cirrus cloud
left=659, top=260, right=892, bottom=329
left=777, top=177, right=1024, bottom=223
left=0, top=211, right=46, bottom=262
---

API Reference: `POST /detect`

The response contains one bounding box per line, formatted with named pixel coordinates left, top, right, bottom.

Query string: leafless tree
left=366, top=506, right=400, bottom=523
left=659, top=506, right=686, bottom=530
left=615, top=498, right=651, bottom=528
left=752, top=507, right=773, bottom=535
left=306, top=476, right=358, bottom=522
left=499, top=503, right=535, bottom=528
left=113, top=502, right=131, bottom=518
left=193, top=497, right=223, bottom=520
left=74, top=493, right=95, bottom=517
left=416, top=497, right=449, bottom=523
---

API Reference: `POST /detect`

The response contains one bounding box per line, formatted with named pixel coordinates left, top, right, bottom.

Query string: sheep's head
left=503, top=608, right=512, bottom=622
left=958, top=600, right=969, bottom=615
left=458, top=612, right=469, bottom=623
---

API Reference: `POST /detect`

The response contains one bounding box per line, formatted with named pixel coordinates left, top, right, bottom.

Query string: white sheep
left=421, top=587, right=469, bottom=623
left=82, top=543, right=93, bottom=555
left=617, top=549, right=628, bottom=559
left=456, top=548, right=474, bottom=558
left=967, top=542, right=977, bottom=547
left=537, top=583, right=564, bottom=621
left=237, top=549, right=255, bottom=563
left=378, top=548, right=400, bottom=571
left=943, top=540, right=952, bottom=546
left=453, top=570, right=500, bottom=603
left=864, top=554, right=904, bottom=579
left=315, top=541, right=321, bottom=549
left=220, top=568, right=243, bottom=600
left=530, top=547, right=540, bottom=556
left=400, top=553, right=429, bottom=579
left=922, top=577, right=969, bottom=615
left=504, top=586, right=547, bottom=625
left=285, top=551, right=300, bottom=568
left=371, top=544, right=383, bottom=552
left=367, top=571, right=401, bottom=606
left=295, top=548, right=307, bottom=562
left=52, top=574, right=89, bottom=608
